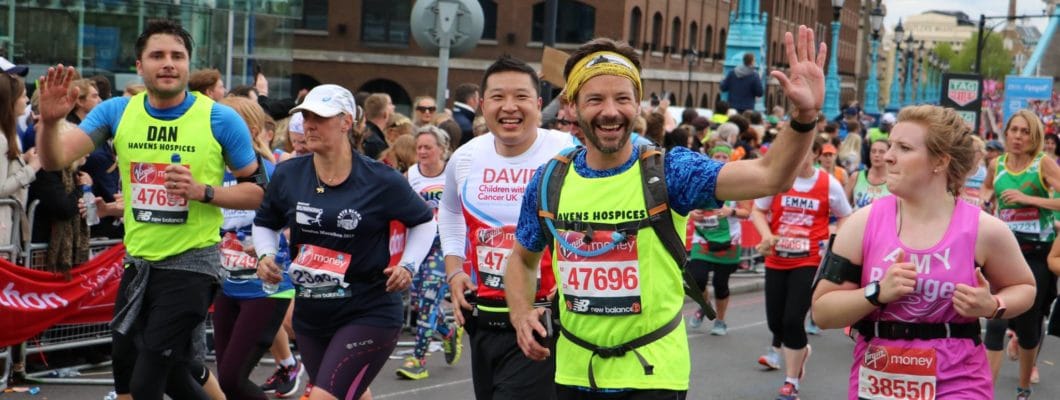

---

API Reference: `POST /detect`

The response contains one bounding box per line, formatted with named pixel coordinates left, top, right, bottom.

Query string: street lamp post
left=864, top=3, right=885, bottom=115
left=886, top=18, right=904, bottom=112
left=824, top=0, right=844, bottom=120
left=917, top=42, right=927, bottom=104
left=903, top=35, right=915, bottom=106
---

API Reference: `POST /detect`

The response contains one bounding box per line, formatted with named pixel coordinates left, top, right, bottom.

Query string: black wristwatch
left=864, top=280, right=884, bottom=307
left=788, top=115, right=819, bottom=133
left=201, top=184, right=215, bottom=203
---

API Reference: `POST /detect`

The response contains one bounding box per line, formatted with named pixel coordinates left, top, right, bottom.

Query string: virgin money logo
left=478, top=228, right=502, bottom=245
left=133, top=163, right=159, bottom=183
left=864, top=345, right=889, bottom=370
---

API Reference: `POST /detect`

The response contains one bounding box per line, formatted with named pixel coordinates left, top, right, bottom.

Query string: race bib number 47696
left=557, top=230, right=641, bottom=316
left=130, top=162, right=188, bottom=224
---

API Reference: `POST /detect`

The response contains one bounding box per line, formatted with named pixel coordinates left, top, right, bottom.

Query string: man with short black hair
left=721, top=52, right=764, bottom=113
left=452, top=82, right=480, bottom=147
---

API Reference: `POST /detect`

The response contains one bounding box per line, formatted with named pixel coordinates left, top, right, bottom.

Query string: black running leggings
left=212, top=293, right=291, bottom=400
left=297, top=323, right=399, bottom=399
left=764, top=266, right=816, bottom=350
left=984, top=244, right=1055, bottom=351
left=688, top=259, right=737, bottom=300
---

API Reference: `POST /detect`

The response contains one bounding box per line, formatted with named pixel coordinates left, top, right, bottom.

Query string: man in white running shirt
left=438, top=55, right=568, bottom=399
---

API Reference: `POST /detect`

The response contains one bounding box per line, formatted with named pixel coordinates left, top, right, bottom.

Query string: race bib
left=475, top=225, right=517, bottom=290
left=556, top=230, right=641, bottom=316
left=858, top=345, right=937, bottom=400
left=775, top=224, right=811, bottom=258
left=697, top=215, right=720, bottom=229
left=959, top=186, right=981, bottom=207
left=130, top=162, right=188, bottom=224
left=219, top=232, right=257, bottom=275
left=999, top=207, right=1041, bottom=234
left=288, top=244, right=352, bottom=299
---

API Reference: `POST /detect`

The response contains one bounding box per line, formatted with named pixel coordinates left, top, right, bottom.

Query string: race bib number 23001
left=130, top=162, right=188, bottom=224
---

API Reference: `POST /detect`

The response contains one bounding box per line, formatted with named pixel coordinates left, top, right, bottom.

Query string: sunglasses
left=556, top=119, right=574, bottom=126
left=415, top=106, right=436, bottom=113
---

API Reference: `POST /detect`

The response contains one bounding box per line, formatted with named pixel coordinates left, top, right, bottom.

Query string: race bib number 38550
left=557, top=230, right=641, bottom=316
left=858, top=345, right=937, bottom=400
left=130, top=162, right=188, bottom=224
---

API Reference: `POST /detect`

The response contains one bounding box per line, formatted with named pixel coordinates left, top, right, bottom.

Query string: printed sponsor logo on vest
left=865, top=345, right=889, bottom=369
left=477, top=227, right=514, bottom=245
left=133, top=163, right=162, bottom=184
left=781, top=195, right=819, bottom=211
left=0, top=282, right=70, bottom=310
left=477, top=168, right=533, bottom=201
left=345, top=339, right=374, bottom=349
left=557, top=236, right=636, bottom=261
left=482, top=168, right=535, bottom=184
left=870, top=247, right=956, bottom=302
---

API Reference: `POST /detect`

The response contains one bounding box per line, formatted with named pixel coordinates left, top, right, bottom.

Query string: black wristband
left=788, top=116, right=818, bottom=133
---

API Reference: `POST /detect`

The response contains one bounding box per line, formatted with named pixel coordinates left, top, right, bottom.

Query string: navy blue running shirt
left=255, top=154, right=433, bottom=334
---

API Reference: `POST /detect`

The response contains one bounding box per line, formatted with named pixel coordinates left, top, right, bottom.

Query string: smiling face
left=481, top=71, right=542, bottom=147
left=574, top=74, right=639, bottom=154
left=136, top=34, right=190, bottom=100
left=883, top=121, right=945, bottom=197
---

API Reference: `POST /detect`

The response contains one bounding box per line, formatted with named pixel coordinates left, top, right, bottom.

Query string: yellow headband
left=564, top=51, right=642, bottom=104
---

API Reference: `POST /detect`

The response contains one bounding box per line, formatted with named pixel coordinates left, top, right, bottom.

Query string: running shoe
left=396, top=356, right=429, bottom=380
left=443, top=324, right=464, bottom=365
left=758, top=347, right=781, bottom=370
left=775, top=382, right=799, bottom=400
left=805, top=319, right=821, bottom=335
left=687, top=309, right=705, bottom=329
left=710, top=320, right=728, bottom=336
left=299, top=384, right=313, bottom=400
left=1016, top=387, right=1032, bottom=400
left=1007, top=330, right=1020, bottom=361
left=798, top=345, right=812, bottom=380
left=260, top=360, right=304, bottom=398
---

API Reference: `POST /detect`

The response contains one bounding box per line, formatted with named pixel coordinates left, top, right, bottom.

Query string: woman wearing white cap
left=253, top=84, right=438, bottom=400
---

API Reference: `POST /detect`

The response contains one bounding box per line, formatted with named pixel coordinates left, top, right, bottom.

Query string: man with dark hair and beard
left=504, top=25, right=828, bottom=399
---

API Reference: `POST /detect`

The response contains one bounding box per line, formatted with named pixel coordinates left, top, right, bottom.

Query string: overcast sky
left=881, top=0, right=1053, bottom=34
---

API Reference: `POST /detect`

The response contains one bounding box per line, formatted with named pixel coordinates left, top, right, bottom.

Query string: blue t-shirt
left=254, top=154, right=434, bottom=334
left=79, top=92, right=256, bottom=171
left=516, top=146, right=723, bottom=252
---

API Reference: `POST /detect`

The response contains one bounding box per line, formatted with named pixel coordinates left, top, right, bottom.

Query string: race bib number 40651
left=130, top=162, right=188, bottom=224
left=557, top=230, right=641, bottom=316
left=858, top=345, right=937, bottom=400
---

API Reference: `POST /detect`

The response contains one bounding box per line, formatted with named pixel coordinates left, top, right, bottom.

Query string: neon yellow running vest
left=550, top=159, right=690, bottom=390
left=115, top=92, right=225, bottom=260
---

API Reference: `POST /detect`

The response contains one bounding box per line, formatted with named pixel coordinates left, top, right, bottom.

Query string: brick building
left=292, top=0, right=736, bottom=114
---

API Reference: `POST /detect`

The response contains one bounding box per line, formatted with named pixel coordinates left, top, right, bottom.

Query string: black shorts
left=556, top=385, right=686, bottom=400
left=470, top=328, right=556, bottom=400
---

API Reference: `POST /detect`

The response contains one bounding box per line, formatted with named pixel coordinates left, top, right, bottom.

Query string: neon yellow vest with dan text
left=114, top=92, right=224, bottom=260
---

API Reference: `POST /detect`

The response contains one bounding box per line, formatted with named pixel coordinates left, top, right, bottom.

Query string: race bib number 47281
left=130, top=162, right=188, bottom=224
left=557, top=230, right=641, bottom=316
left=475, top=226, right=517, bottom=290
left=858, top=345, right=937, bottom=400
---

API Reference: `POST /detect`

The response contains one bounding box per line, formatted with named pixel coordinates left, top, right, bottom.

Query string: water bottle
left=82, top=185, right=100, bottom=226
left=168, top=153, right=182, bottom=205
left=260, top=242, right=279, bottom=294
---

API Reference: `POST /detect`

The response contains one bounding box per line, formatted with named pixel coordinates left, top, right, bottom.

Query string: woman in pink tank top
left=810, top=105, right=1037, bottom=400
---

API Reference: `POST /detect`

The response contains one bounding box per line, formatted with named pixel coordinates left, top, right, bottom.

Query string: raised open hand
left=37, top=65, right=80, bottom=125
left=769, top=26, right=827, bottom=115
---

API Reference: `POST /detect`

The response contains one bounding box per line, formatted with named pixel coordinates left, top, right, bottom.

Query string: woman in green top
left=844, top=138, right=890, bottom=211
left=981, top=109, right=1060, bottom=398
left=685, top=144, right=751, bottom=336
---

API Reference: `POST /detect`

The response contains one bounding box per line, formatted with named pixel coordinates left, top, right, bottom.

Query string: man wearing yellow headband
left=505, top=26, right=828, bottom=399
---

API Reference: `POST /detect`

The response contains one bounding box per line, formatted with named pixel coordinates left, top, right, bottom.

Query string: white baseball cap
left=881, top=112, right=897, bottom=125
left=0, top=57, right=27, bottom=76
left=289, top=112, right=304, bottom=134
left=289, top=84, right=356, bottom=118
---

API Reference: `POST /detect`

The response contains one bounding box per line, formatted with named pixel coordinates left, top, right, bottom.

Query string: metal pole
left=542, top=0, right=557, bottom=100
left=77, top=0, right=85, bottom=69
left=824, top=17, right=842, bottom=119
left=225, top=10, right=234, bottom=92
left=864, top=37, right=881, bottom=114
left=903, top=50, right=914, bottom=106
left=434, top=2, right=459, bottom=107
left=975, top=14, right=985, bottom=75
left=887, top=41, right=902, bottom=112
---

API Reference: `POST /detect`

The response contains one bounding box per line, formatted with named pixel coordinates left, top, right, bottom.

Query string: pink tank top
left=848, top=195, right=991, bottom=399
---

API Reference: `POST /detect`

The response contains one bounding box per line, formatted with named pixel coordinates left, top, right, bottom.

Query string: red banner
left=388, top=220, right=407, bottom=267
left=0, top=244, right=126, bottom=348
